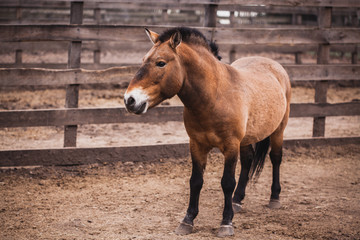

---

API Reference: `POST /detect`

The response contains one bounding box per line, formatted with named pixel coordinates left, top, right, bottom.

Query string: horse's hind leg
left=268, top=131, right=284, bottom=209
left=175, top=140, right=209, bottom=235
left=232, top=144, right=254, bottom=213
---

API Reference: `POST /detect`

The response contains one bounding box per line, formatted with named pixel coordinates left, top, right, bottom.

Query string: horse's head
left=124, top=28, right=184, bottom=114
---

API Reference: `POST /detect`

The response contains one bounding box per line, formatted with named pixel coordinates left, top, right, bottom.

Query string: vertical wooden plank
left=64, top=1, right=83, bottom=147
left=292, top=14, right=302, bottom=25
left=317, top=7, right=331, bottom=65
left=296, top=14, right=302, bottom=25
left=94, top=8, right=101, bottom=69
left=94, top=49, right=100, bottom=64
left=16, top=7, right=22, bottom=23
left=229, top=48, right=236, bottom=63
left=204, top=4, right=218, bottom=27
left=318, top=7, right=332, bottom=28
left=352, top=45, right=358, bottom=64
left=313, top=7, right=331, bottom=138
left=94, top=8, right=101, bottom=24
left=70, top=1, right=83, bottom=24
left=162, top=9, right=168, bottom=23
left=317, top=44, right=330, bottom=64
left=295, top=52, right=302, bottom=64
left=313, top=80, right=328, bottom=137
left=15, top=49, right=22, bottom=66
left=350, top=14, right=358, bottom=27
left=229, top=11, right=235, bottom=27
left=68, top=41, right=82, bottom=68
left=64, top=82, right=79, bottom=147
left=292, top=14, right=302, bottom=64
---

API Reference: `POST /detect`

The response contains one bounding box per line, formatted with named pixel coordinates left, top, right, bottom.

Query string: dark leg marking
left=218, top=152, right=238, bottom=237
left=183, top=160, right=204, bottom=225
left=175, top=144, right=208, bottom=235
left=233, top=145, right=254, bottom=212
left=268, top=148, right=282, bottom=209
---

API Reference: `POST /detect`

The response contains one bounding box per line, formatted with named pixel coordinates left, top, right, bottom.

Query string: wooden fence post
left=229, top=48, right=236, bottom=64
left=352, top=45, right=358, bottom=64
left=229, top=10, right=236, bottom=63
left=292, top=14, right=302, bottom=25
left=94, top=49, right=100, bottom=65
left=313, top=7, right=331, bottom=137
left=64, top=1, right=83, bottom=147
left=295, top=52, right=302, bottom=64
left=204, top=3, right=217, bottom=27
left=15, top=8, right=23, bottom=63
left=15, top=49, right=22, bottom=67
left=162, top=9, right=169, bottom=23
left=229, top=11, right=235, bottom=27
left=292, top=13, right=302, bottom=64
left=94, top=8, right=101, bottom=23
left=94, top=8, right=101, bottom=68
left=16, top=6, right=22, bottom=23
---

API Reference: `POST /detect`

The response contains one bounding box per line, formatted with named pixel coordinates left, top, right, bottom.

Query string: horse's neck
left=177, top=45, right=222, bottom=111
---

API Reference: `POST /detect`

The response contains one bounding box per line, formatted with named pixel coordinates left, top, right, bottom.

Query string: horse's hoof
left=217, top=225, right=234, bottom=238
left=232, top=202, right=243, bottom=213
left=267, top=199, right=281, bottom=209
left=174, top=222, right=193, bottom=235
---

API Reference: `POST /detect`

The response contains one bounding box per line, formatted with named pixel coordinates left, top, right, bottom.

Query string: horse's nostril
left=127, top=96, right=135, bottom=106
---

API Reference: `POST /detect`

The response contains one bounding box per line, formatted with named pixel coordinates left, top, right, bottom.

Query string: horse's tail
left=249, top=137, right=270, bottom=182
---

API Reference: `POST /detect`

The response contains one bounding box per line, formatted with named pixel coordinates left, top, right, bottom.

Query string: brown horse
left=124, top=27, right=291, bottom=237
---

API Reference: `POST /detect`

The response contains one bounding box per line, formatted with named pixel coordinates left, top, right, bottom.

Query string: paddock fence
left=0, top=0, right=359, bottom=166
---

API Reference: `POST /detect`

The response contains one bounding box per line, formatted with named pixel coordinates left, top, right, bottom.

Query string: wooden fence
left=0, top=0, right=360, bottom=166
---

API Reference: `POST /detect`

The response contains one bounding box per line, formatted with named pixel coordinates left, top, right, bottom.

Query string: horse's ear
left=170, top=31, right=182, bottom=49
left=145, top=28, right=159, bottom=44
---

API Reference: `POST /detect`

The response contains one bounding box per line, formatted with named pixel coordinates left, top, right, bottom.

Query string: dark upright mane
left=158, top=27, right=222, bottom=60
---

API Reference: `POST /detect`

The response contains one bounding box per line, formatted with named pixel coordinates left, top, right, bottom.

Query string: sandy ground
left=0, top=144, right=359, bottom=239
left=0, top=86, right=359, bottom=240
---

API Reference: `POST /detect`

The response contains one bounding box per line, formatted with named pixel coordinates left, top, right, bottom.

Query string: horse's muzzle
left=124, top=88, right=149, bottom=114
left=124, top=97, right=147, bottom=114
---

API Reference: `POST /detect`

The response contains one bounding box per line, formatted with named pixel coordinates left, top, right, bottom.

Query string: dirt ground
left=1, top=85, right=360, bottom=240
left=0, top=144, right=359, bottom=240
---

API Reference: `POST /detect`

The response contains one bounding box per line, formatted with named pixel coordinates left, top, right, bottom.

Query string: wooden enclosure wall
left=0, top=0, right=359, bottom=166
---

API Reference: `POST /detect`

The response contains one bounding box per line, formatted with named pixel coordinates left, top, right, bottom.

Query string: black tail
left=249, top=137, right=270, bottom=182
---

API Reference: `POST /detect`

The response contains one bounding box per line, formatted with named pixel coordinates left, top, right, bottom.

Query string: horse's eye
left=156, top=61, right=166, bottom=68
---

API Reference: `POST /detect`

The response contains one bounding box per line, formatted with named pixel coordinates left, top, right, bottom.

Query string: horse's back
left=230, top=56, right=291, bottom=145
left=231, top=56, right=290, bottom=98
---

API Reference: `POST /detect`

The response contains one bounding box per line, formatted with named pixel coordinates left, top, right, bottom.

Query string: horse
left=124, top=27, right=291, bottom=237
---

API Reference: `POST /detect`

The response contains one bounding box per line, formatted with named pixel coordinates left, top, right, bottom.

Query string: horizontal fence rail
left=1, top=25, right=360, bottom=45
left=2, top=0, right=360, bottom=8
left=0, top=66, right=138, bottom=86
left=1, top=65, right=360, bottom=86
left=0, top=42, right=358, bottom=54
left=1, top=3, right=359, bottom=14
left=0, top=137, right=359, bottom=167
left=1, top=102, right=360, bottom=128
left=1, top=2, right=358, bottom=28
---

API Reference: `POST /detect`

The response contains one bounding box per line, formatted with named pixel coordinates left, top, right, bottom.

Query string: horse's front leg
left=218, top=143, right=239, bottom=237
left=175, top=140, right=209, bottom=235
left=232, top=144, right=254, bottom=213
